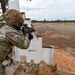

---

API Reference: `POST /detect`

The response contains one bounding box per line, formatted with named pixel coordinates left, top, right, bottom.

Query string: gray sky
left=19, top=0, right=75, bottom=20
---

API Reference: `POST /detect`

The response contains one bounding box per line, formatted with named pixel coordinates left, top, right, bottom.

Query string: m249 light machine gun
left=22, top=24, right=36, bottom=41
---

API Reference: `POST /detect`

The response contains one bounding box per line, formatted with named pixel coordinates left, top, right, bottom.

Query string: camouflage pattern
left=5, top=62, right=39, bottom=75
left=5, top=25, right=30, bottom=49
left=0, top=23, right=30, bottom=61
left=0, top=23, right=30, bottom=75
left=0, top=62, right=5, bottom=75
left=3, top=9, right=24, bottom=28
left=0, top=9, right=29, bottom=75
left=0, top=9, right=30, bottom=61
left=0, top=24, right=12, bottom=61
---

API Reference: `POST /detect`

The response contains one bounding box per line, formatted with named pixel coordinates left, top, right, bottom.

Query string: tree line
left=31, top=19, right=75, bottom=23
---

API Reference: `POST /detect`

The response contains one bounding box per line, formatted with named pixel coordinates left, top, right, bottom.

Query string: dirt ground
left=32, top=22, right=75, bottom=75
left=32, top=22, right=75, bottom=49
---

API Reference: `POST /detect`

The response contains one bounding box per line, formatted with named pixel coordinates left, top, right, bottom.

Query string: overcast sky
left=19, top=0, right=75, bottom=20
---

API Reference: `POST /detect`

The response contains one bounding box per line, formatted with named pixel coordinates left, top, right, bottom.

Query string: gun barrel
left=22, top=26, right=36, bottom=34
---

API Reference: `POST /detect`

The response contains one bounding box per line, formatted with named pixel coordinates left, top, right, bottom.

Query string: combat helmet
left=3, top=9, right=24, bottom=28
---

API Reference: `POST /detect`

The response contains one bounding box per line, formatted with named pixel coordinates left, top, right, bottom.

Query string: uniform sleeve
left=5, top=26, right=30, bottom=49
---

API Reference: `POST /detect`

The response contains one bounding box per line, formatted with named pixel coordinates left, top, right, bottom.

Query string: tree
left=0, top=0, right=9, bottom=13
left=44, top=19, right=46, bottom=23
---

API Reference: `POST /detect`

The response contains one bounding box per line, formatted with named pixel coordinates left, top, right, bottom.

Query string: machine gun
left=21, top=24, right=36, bottom=41
left=22, top=24, right=36, bottom=34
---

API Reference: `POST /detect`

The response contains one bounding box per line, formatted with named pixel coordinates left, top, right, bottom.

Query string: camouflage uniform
left=0, top=9, right=30, bottom=75
left=0, top=23, right=30, bottom=75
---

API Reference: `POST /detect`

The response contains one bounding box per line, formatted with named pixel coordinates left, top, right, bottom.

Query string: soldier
left=0, top=9, right=30, bottom=75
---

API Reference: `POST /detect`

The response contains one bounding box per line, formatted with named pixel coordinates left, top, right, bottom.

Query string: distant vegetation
left=32, top=19, right=75, bottom=23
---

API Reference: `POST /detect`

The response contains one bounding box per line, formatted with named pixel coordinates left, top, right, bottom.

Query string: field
left=32, top=22, right=75, bottom=75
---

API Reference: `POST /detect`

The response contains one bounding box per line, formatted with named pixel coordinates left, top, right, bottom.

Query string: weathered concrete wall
left=43, top=46, right=54, bottom=65
left=14, top=33, right=42, bottom=64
